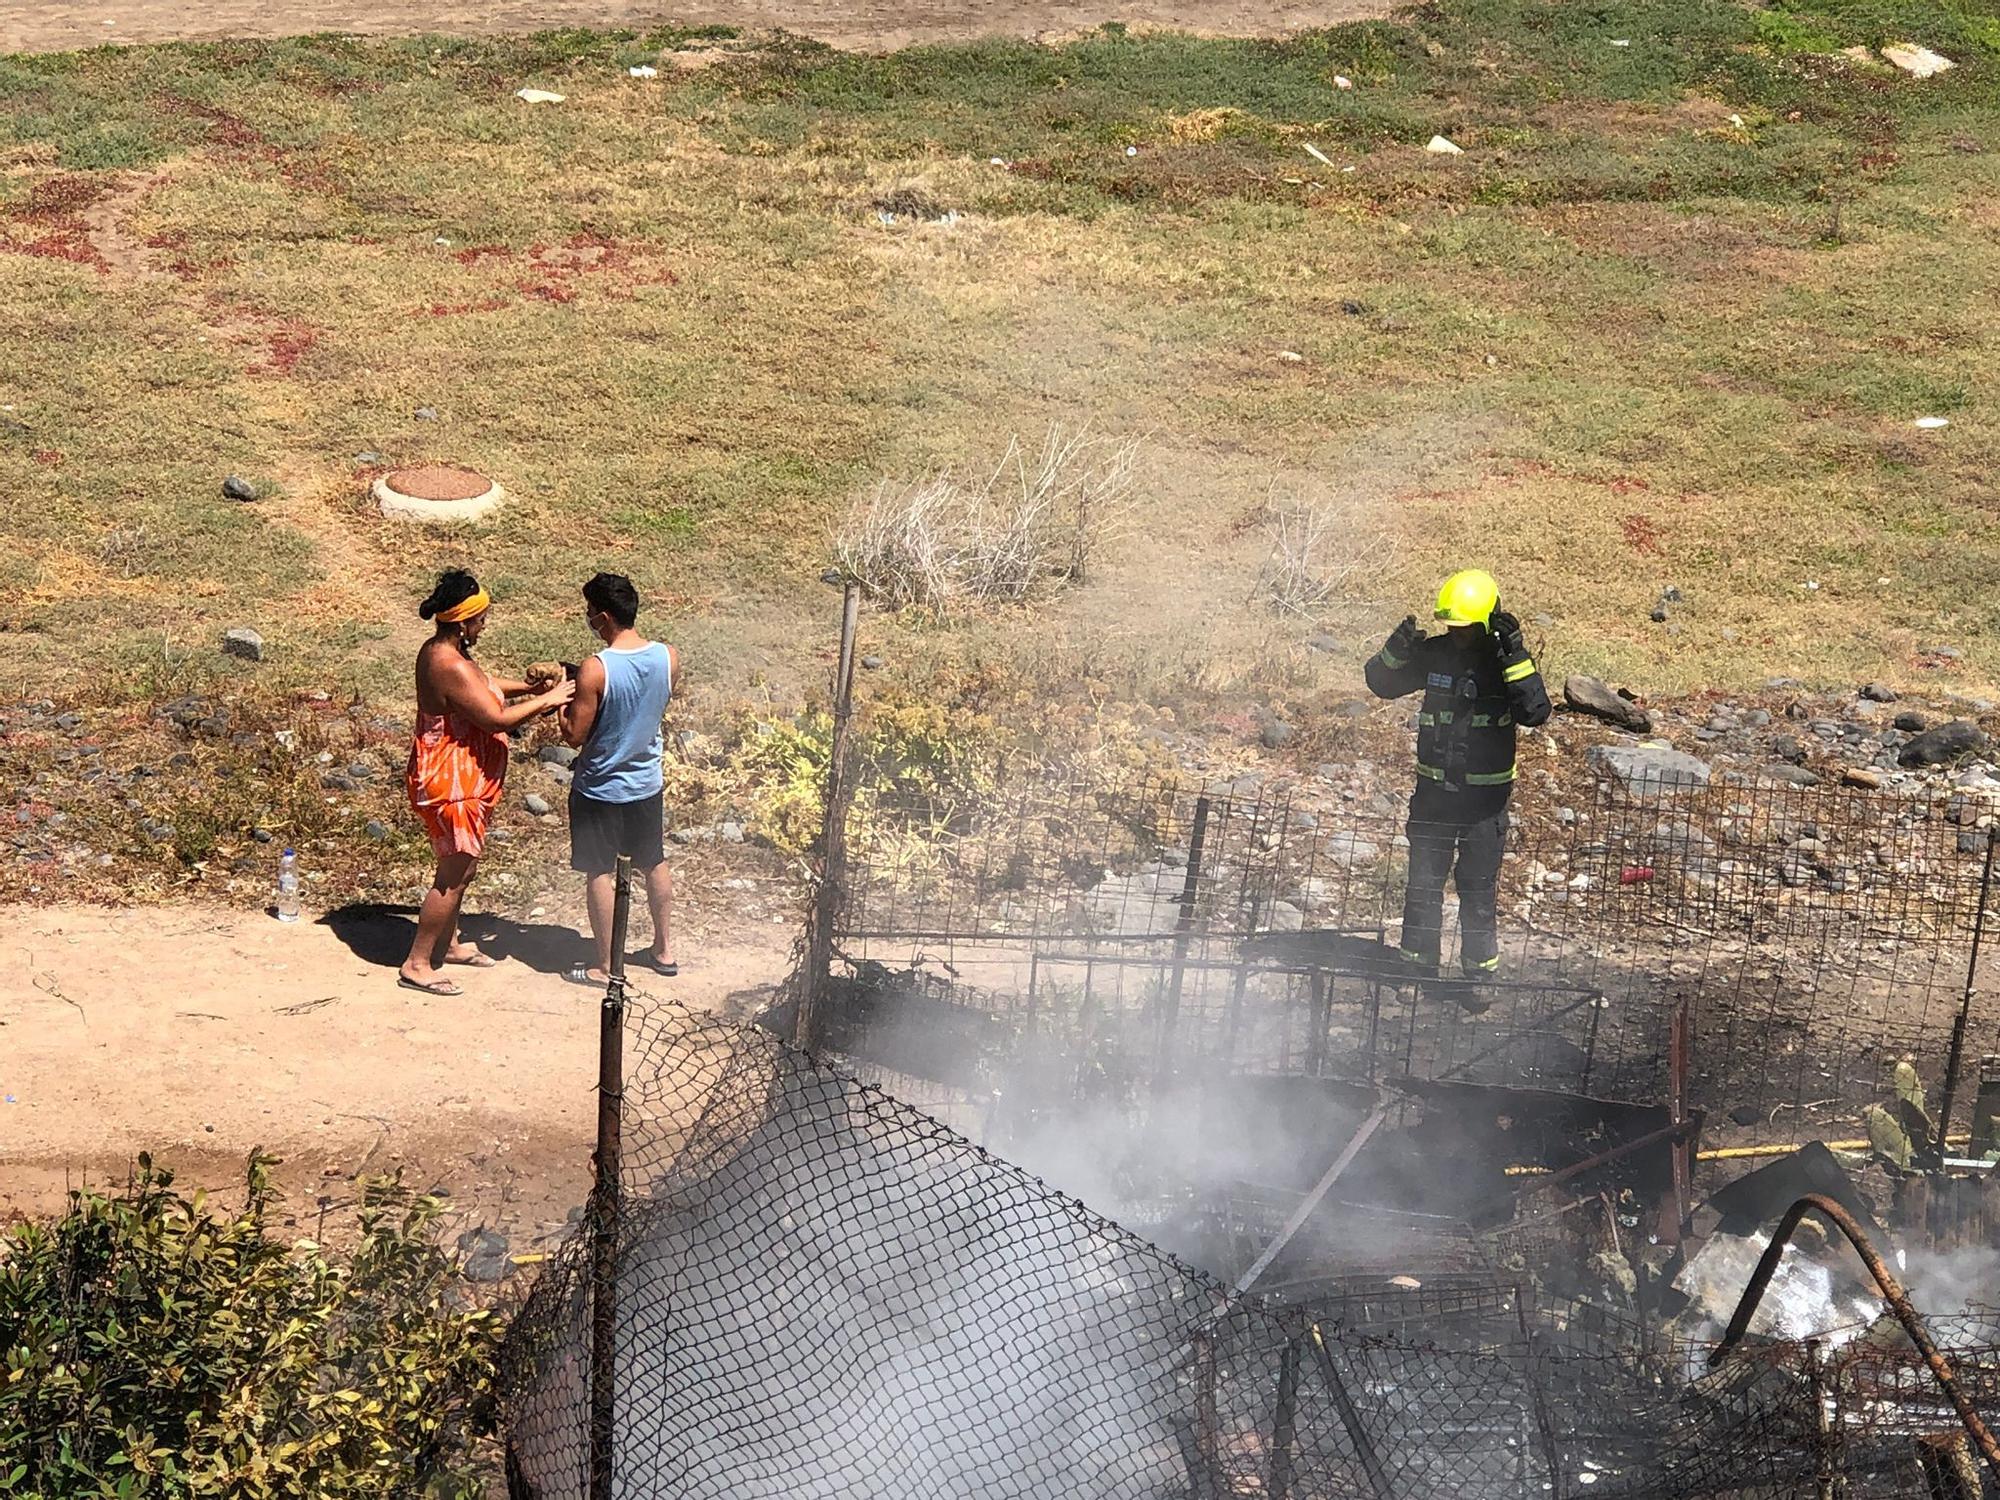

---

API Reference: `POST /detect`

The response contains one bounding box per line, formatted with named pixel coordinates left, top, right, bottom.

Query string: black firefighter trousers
left=1399, top=779, right=1511, bottom=977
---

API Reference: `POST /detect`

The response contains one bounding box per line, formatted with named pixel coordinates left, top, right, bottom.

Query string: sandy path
left=5, top=0, right=1392, bottom=56
left=0, top=902, right=787, bottom=1245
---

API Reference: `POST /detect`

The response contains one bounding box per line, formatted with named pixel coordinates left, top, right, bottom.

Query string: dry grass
left=0, top=5, right=1994, bottom=745
left=833, top=427, right=1138, bottom=617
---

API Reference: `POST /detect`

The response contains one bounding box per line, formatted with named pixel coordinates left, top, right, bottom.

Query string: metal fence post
left=798, top=582, right=861, bottom=1051
left=1155, top=794, right=1211, bottom=1086
left=1936, top=826, right=1996, bottom=1153
left=588, top=856, right=632, bottom=1500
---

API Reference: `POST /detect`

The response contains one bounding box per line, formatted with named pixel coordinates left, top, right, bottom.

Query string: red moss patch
left=253, top=322, right=322, bottom=379
left=10, top=230, right=110, bottom=272
left=30, top=449, right=64, bottom=468
left=1621, top=514, right=1663, bottom=555
left=19, top=174, right=110, bottom=223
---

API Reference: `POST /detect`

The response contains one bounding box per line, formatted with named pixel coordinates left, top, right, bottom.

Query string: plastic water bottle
left=276, top=849, right=300, bottom=923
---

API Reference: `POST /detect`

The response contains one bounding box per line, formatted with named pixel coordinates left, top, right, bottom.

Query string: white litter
left=1277, top=350, right=1305, bottom=363
left=1342, top=165, right=1356, bottom=173
left=1804, top=580, right=1821, bottom=592
left=1914, top=416, right=1951, bottom=429
left=629, top=65, right=659, bottom=78
left=1882, top=43, right=1954, bottom=78
left=1333, top=74, right=1354, bottom=89
left=516, top=88, right=566, bottom=104
left=1728, top=113, right=1745, bottom=127
left=989, top=157, right=1007, bottom=166
left=1304, top=143, right=1335, bottom=167
left=1388, top=1275, right=1423, bottom=1289
left=433, top=236, right=452, bottom=247
left=1609, top=38, right=1631, bottom=46
left=1125, top=145, right=1138, bottom=156
left=1425, top=134, right=1464, bottom=155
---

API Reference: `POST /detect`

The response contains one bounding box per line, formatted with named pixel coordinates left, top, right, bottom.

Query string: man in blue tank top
left=559, top=573, right=679, bottom=983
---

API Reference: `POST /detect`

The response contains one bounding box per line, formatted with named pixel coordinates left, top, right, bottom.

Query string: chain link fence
left=499, top=997, right=2000, bottom=1499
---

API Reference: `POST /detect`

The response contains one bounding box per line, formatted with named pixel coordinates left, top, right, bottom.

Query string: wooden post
left=798, top=582, right=861, bottom=1051
left=588, top=856, right=632, bottom=1500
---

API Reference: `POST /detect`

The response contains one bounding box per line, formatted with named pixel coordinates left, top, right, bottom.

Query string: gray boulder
left=1899, top=720, right=1990, bottom=768
left=1562, top=675, right=1652, bottom=734
left=221, top=627, right=264, bottom=662
left=1588, top=743, right=1711, bottom=795
left=1860, top=682, right=1898, bottom=703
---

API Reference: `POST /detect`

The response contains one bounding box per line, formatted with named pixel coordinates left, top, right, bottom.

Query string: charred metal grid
left=825, top=771, right=1998, bottom=1143
left=500, top=1002, right=2000, bottom=1500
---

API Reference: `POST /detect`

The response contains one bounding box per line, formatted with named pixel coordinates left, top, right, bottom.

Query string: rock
left=354, top=450, right=386, bottom=465
left=1260, top=720, right=1297, bottom=750
left=1649, top=605, right=1669, bottom=623
left=1894, top=711, right=1928, bottom=732
left=1587, top=743, right=1711, bottom=795
left=1562, top=675, right=1653, bottom=733
left=1266, top=900, right=1305, bottom=932
left=537, top=743, right=578, bottom=768
left=321, top=772, right=359, bottom=792
left=1305, top=632, right=1340, bottom=653
left=1882, top=42, right=1954, bottom=78
left=1324, top=832, right=1380, bottom=868
left=1842, top=768, right=1885, bottom=790
left=364, top=819, right=391, bottom=840
left=458, top=1226, right=508, bottom=1257
left=860, top=655, right=885, bottom=671
left=1744, top=709, right=1771, bottom=728
left=1729, top=1104, right=1764, bottom=1127
left=463, top=1250, right=512, bottom=1283
left=1860, top=682, right=1898, bottom=703
left=1899, top=720, right=1990, bottom=768
left=1660, top=585, right=1684, bottom=604
left=251, top=827, right=273, bottom=843
left=1772, top=734, right=1807, bottom=764
left=414, top=406, right=439, bottom=421
left=719, top=821, right=746, bottom=844
left=1340, top=299, right=1366, bottom=316
left=221, top=627, right=264, bottom=662
left=1761, top=766, right=1821, bottom=787
left=545, top=765, right=573, bottom=788
left=347, top=761, right=375, bottom=780
left=524, top=793, right=552, bottom=816
left=222, top=475, right=258, bottom=501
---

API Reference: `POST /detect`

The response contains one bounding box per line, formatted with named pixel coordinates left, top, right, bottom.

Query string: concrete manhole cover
left=374, top=463, right=504, bottom=523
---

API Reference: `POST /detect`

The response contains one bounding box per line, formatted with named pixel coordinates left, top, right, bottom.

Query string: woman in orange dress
left=400, top=570, right=575, bottom=995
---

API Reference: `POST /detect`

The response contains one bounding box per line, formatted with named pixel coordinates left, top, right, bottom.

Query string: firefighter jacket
left=1364, top=625, right=1551, bottom=793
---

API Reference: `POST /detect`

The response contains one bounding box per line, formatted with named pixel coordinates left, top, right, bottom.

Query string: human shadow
left=319, top=903, right=585, bottom=978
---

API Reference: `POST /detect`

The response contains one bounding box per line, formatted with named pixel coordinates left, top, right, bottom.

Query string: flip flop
left=442, top=949, right=498, bottom=968
left=398, top=974, right=463, bottom=996
left=630, top=954, right=679, bottom=978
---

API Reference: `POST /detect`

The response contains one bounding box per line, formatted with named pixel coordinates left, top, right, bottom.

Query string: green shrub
left=0, top=1155, right=499, bottom=1498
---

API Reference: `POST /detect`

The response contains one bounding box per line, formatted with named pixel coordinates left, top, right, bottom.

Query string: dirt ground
left=4, top=0, right=1392, bottom=56
left=0, top=901, right=790, bottom=1251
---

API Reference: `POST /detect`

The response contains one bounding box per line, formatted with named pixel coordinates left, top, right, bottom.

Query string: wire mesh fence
left=499, top=997, right=2000, bottom=1500
left=817, top=766, right=1999, bottom=1153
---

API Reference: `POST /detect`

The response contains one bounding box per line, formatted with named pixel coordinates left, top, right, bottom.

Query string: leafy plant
left=0, top=1154, right=499, bottom=1498
left=732, top=695, right=1007, bottom=857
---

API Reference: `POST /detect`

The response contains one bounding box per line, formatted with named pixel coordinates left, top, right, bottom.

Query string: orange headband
left=436, top=590, right=490, bottom=624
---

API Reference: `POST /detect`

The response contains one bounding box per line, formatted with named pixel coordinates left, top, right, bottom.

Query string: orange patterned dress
left=405, top=691, right=509, bottom=859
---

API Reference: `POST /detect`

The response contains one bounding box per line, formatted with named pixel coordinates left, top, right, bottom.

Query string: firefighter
left=1364, top=569, right=1550, bottom=980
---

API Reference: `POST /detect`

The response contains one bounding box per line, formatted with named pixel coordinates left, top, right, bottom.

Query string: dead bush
left=1254, top=487, right=1390, bottom=618
left=834, top=427, right=1137, bottom=617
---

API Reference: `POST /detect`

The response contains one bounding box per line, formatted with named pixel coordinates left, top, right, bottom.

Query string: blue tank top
left=573, top=642, right=673, bottom=803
